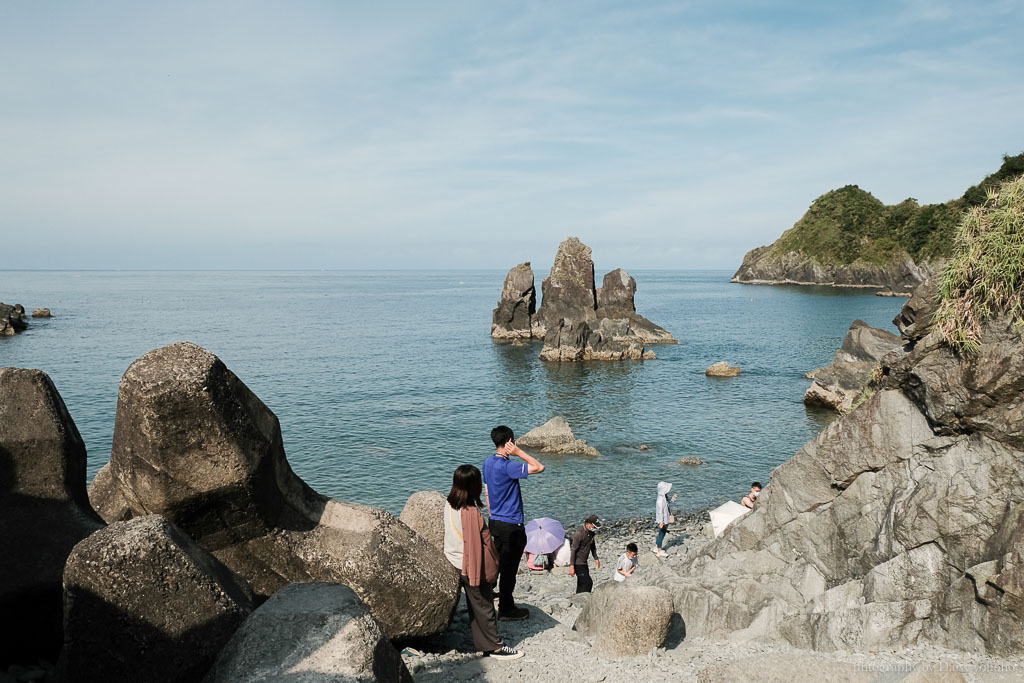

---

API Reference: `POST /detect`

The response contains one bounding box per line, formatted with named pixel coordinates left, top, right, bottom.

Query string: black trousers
left=574, top=563, right=593, bottom=593
left=488, top=519, right=527, bottom=612
left=460, top=575, right=503, bottom=653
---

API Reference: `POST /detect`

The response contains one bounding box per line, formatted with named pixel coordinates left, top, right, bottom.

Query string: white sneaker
left=487, top=646, right=525, bottom=660
left=656, top=549, right=668, bottom=557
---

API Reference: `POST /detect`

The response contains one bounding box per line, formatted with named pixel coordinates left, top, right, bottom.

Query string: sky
left=1, top=0, right=1022, bottom=270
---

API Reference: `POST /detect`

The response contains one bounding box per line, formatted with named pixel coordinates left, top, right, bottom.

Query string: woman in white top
left=443, top=464, right=524, bottom=660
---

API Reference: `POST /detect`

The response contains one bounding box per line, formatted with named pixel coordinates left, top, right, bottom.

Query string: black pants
left=488, top=519, right=527, bottom=613
left=574, top=563, right=593, bottom=593
left=460, top=575, right=503, bottom=653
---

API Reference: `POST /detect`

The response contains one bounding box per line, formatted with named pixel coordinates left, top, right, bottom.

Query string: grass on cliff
left=934, top=174, right=1024, bottom=352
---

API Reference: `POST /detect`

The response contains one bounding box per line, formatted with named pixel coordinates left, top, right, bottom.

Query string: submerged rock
left=58, top=516, right=255, bottom=683
left=491, top=262, right=544, bottom=340
left=0, top=368, right=104, bottom=666
left=516, top=416, right=600, bottom=456
left=677, top=456, right=704, bottom=466
left=803, top=320, right=901, bottom=412
left=705, top=362, right=741, bottom=377
left=89, top=342, right=459, bottom=639
left=660, top=280, right=1024, bottom=654
left=206, top=582, right=412, bottom=683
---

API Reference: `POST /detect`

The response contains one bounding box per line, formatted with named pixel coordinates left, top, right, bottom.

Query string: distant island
left=732, top=152, right=1024, bottom=293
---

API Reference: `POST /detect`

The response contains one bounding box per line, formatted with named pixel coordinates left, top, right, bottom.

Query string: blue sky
left=2, top=1, right=1022, bottom=270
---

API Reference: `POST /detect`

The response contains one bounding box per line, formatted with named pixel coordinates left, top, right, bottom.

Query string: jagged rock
left=705, top=362, right=741, bottom=377
left=803, top=320, right=901, bottom=412
left=31, top=308, right=51, bottom=318
left=574, top=582, right=674, bottom=656
left=205, top=582, right=412, bottom=683
left=540, top=318, right=655, bottom=361
left=731, top=248, right=931, bottom=293
left=0, top=368, right=104, bottom=665
left=893, top=274, right=940, bottom=344
left=0, top=303, right=28, bottom=335
left=538, top=237, right=597, bottom=329
left=58, top=516, right=255, bottom=683
left=89, top=342, right=459, bottom=639
left=516, top=416, right=600, bottom=456
left=658, top=315, right=1024, bottom=655
left=596, top=269, right=676, bottom=344
left=491, top=262, right=544, bottom=340
left=399, top=490, right=446, bottom=550
left=677, top=457, right=704, bottom=466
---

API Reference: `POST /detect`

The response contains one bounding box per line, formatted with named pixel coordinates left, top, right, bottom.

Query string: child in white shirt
left=614, top=542, right=639, bottom=582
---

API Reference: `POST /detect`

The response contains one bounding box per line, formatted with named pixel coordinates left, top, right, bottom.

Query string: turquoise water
left=0, top=270, right=904, bottom=524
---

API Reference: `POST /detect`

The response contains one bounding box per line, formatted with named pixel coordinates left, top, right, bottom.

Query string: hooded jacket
left=656, top=481, right=673, bottom=525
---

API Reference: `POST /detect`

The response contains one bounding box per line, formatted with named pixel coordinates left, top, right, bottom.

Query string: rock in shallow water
left=89, top=341, right=459, bottom=639
left=705, top=362, right=741, bottom=377
left=516, top=416, right=600, bottom=456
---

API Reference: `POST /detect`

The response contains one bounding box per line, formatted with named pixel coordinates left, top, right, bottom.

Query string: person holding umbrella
left=524, top=517, right=566, bottom=571
left=442, top=464, right=524, bottom=660
left=569, top=515, right=602, bottom=593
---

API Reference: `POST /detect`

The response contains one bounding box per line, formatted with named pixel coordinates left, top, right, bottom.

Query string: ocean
left=1, top=270, right=904, bottom=525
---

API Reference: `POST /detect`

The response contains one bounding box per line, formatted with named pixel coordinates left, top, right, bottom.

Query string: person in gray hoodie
left=653, top=481, right=677, bottom=556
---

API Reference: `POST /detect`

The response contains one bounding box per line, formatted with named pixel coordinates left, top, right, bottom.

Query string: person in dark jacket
left=568, top=514, right=602, bottom=593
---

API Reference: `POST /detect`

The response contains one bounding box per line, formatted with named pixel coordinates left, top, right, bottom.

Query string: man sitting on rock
left=483, top=425, right=545, bottom=621
left=569, top=515, right=602, bottom=593
left=741, top=482, right=762, bottom=509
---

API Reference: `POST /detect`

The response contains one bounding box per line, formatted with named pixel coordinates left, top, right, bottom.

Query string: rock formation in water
left=732, top=246, right=931, bottom=293
left=206, top=582, right=412, bottom=683
left=88, top=341, right=459, bottom=639
left=516, top=416, right=600, bottom=456
left=1, top=302, right=28, bottom=335
left=58, top=516, right=256, bottom=683
left=520, top=237, right=676, bottom=361
left=803, top=320, right=902, bottom=412
left=32, top=308, right=52, bottom=318
left=0, top=368, right=104, bottom=666
left=705, top=362, right=741, bottom=377
left=657, top=277, right=1024, bottom=655
left=491, top=262, right=544, bottom=340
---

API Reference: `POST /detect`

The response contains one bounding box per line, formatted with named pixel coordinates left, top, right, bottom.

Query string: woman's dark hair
left=447, top=464, right=483, bottom=510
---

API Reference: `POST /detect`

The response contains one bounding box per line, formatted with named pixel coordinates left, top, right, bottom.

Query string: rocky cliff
left=804, top=319, right=902, bottom=412
left=662, top=175, right=1024, bottom=656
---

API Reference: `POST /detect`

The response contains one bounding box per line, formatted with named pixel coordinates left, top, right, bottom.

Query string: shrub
left=935, top=174, right=1024, bottom=352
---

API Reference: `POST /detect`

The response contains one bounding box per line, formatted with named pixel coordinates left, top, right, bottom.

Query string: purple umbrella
left=524, top=517, right=566, bottom=555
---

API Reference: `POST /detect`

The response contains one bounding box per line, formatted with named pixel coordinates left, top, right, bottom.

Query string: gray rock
left=516, top=416, right=600, bottom=456
left=0, top=303, right=28, bottom=335
left=677, top=456, right=704, bottom=466
left=58, top=516, right=255, bottom=683
left=731, top=247, right=931, bottom=293
left=696, top=653, right=874, bottom=683
left=894, top=273, right=941, bottom=344
left=803, top=320, right=901, bottom=412
left=90, top=342, right=459, bottom=639
left=659, top=315, right=1024, bottom=655
left=399, top=490, right=447, bottom=550
left=30, top=308, right=51, bottom=318
left=491, top=262, right=544, bottom=340
left=0, top=368, right=104, bottom=665
left=205, top=582, right=411, bottom=683
left=574, top=581, right=674, bottom=656
left=705, top=362, right=741, bottom=377
left=537, top=237, right=598, bottom=330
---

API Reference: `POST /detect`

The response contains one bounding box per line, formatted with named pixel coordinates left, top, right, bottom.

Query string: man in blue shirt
left=483, top=425, right=545, bottom=621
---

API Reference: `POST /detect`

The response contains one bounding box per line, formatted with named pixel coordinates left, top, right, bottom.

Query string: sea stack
left=493, top=237, right=676, bottom=361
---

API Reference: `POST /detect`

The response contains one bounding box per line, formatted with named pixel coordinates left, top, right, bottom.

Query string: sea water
left=0, top=270, right=903, bottom=525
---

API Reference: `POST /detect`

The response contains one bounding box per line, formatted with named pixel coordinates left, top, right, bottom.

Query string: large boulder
left=705, top=362, right=741, bottom=377
left=1, top=302, right=28, bottom=335
left=574, top=582, right=674, bottom=656
left=58, top=516, right=255, bottom=683
left=205, top=582, right=412, bottom=683
left=803, top=320, right=901, bottom=412
left=658, top=311, right=1024, bottom=655
left=0, top=368, right=104, bottom=665
left=31, top=308, right=52, bottom=318
left=537, top=237, right=598, bottom=329
left=89, top=342, right=459, bottom=639
left=491, top=262, right=544, bottom=340
left=515, top=416, right=600, bottom=456
left=596, top=269, right=676, bottom=344
left=399, top=490, right=447, bottom=551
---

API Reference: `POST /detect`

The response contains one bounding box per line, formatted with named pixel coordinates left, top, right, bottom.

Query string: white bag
left=553, top=538, right=571, bottom=567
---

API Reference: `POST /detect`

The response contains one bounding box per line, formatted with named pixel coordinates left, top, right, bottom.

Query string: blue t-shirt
left=482, top=454, right=529, bottom=524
